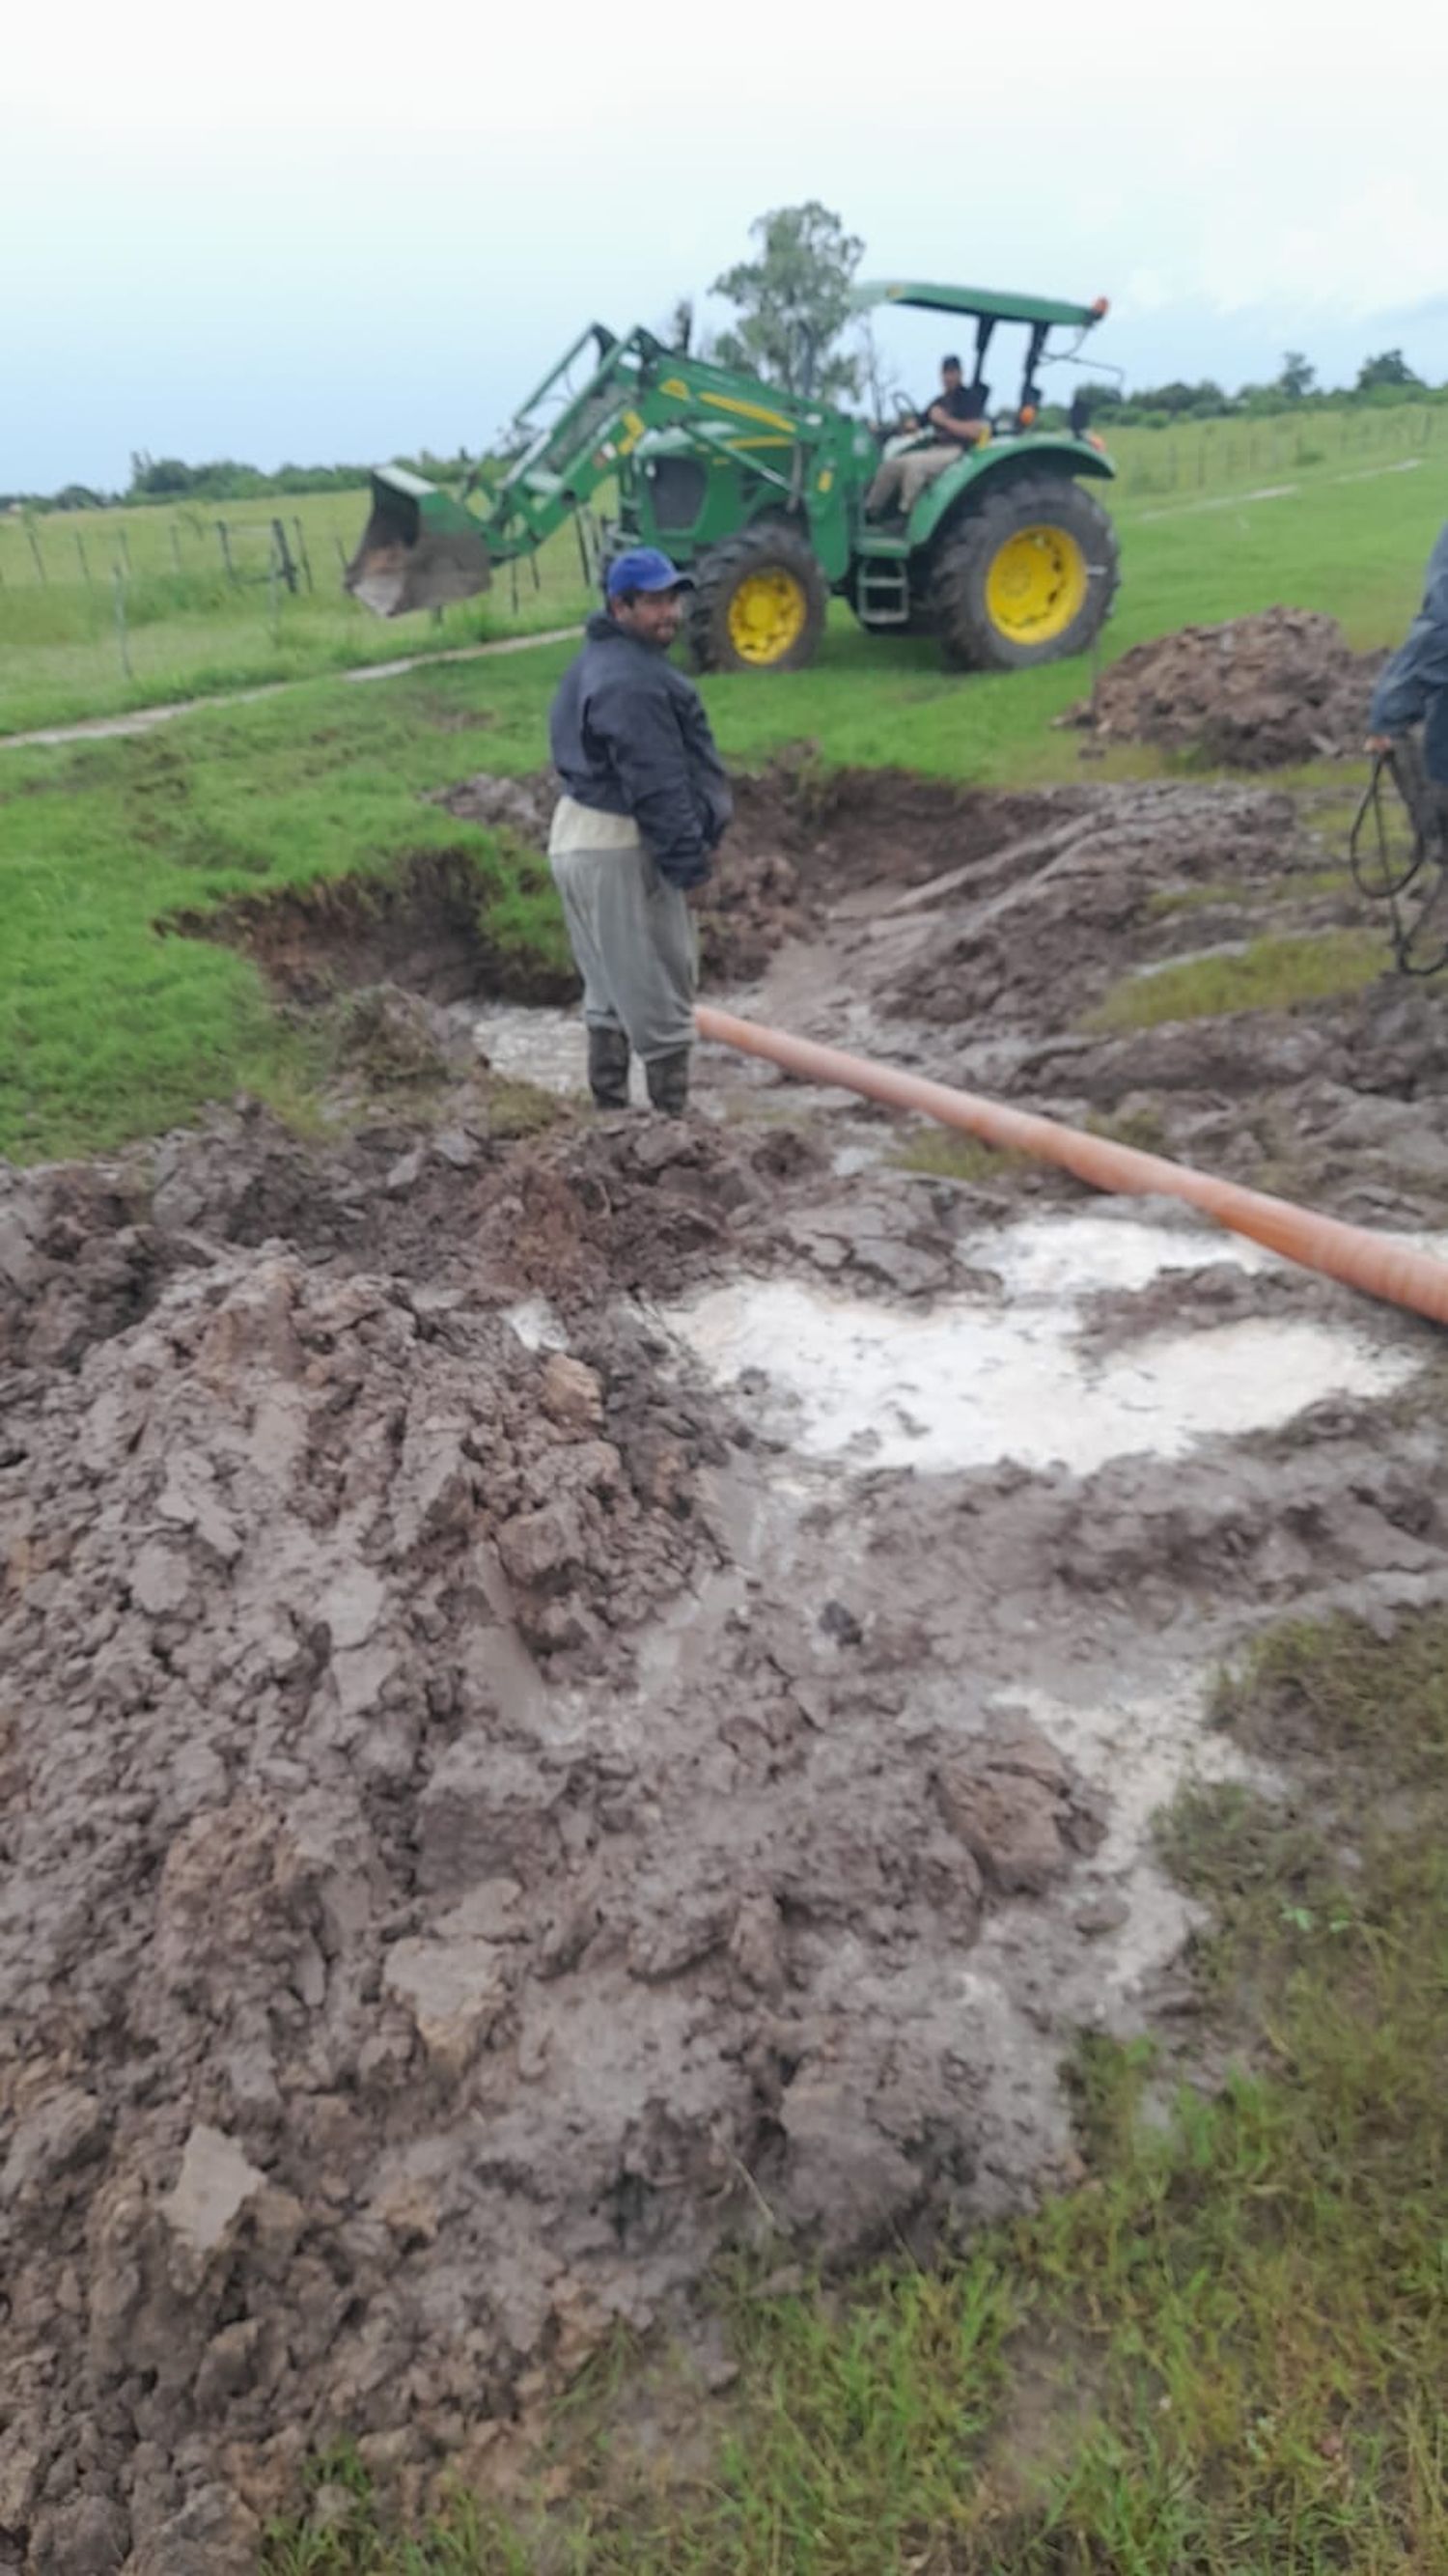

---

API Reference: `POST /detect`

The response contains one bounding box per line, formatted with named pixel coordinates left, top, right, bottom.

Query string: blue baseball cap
left=605, top=546, right=693, bottom=598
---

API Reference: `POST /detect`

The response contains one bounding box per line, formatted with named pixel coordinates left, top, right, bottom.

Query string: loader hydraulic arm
left=345, top=324, right=821, bottom=616
left=479, top=326, right=816, bottom=563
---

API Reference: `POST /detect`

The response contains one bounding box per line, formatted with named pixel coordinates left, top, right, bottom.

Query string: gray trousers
left=550, top=841, right=698, bottom=1060
left=866, top=443, right=961, bottom=517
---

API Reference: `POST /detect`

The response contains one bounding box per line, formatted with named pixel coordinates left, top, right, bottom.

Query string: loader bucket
left=344, top=469, right=491, bottom=618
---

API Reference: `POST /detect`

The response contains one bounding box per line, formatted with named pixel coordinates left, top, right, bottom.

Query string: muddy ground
left=1061, top=605, right=1386, bottom=769
left=5, top=746, right=1448, bottom=2572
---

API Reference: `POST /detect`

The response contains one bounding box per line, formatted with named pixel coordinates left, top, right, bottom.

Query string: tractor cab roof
left=850, top=281, right=1108, bottom=332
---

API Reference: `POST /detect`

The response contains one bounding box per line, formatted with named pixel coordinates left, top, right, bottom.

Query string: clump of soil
left=1065, top=609, right=1386, bottom=768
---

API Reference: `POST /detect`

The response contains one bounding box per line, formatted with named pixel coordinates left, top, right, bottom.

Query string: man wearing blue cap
left=548, top=548, right=732, bottom=1114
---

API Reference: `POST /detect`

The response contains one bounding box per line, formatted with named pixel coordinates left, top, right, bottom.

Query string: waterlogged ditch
left=661, top=1211, right=1419, bottom=1478
left=6, top=742, right=1448, bottom=2564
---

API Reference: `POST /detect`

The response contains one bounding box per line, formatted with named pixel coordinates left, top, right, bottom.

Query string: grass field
left=1, top=402, right=1442, bottom=738
left=0, top=486, right=592, bottom=738
left=2, top=453, right=1441, bottom=1162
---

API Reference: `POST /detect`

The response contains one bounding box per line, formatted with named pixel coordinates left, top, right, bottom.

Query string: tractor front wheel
left=931, top=474, right=1119, bottom=671
left=687, top=524, right=827, bottom=675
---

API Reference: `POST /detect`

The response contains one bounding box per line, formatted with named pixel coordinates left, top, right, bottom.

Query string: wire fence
left=0, top=493, right=590, bottom=734
left=0, top=403, right=1442, bottom=727
left=1106, top=400, right=1444, bottom=502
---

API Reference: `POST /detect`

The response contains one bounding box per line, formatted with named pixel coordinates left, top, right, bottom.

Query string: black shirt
left=925, top=382, right=987, bottom=428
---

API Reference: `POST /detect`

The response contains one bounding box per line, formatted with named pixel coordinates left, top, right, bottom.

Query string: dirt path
left=0, top=627, right=576, bottom=754
left=4, top=758, right=1447, bottom=2572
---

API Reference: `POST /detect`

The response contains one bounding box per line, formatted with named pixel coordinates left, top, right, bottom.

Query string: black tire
left=686, top=522, right=828, bottom=675
left=929, top=473, right=1120, bottom=672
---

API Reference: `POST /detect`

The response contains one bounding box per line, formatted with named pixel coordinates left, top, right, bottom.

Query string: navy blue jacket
left=1371, top=520, right=1448, bottom=784
left=549, top=613, right=733, bottom=888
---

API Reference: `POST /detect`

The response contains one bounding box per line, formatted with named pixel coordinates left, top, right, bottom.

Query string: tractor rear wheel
left=687, top=523, right=827, bottom=674
left=930, top=474, right=1119, bottom=671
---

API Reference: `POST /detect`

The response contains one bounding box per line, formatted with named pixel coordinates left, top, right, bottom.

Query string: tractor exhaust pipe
left=344, top=469, right=492, bottom=619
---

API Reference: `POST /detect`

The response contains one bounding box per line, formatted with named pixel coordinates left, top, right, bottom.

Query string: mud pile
left=1067, top=609, right=1385, bottom=768
left=0, top=1120, right=1123, bottom=2574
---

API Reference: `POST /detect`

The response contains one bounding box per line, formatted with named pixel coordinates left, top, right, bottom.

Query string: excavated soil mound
left=1, top=1121, right=1123, bottom=2572
left=1067, top=609, right=1386, bottom=768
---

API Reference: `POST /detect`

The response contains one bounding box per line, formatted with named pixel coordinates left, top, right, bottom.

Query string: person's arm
left=586, top=677, right=711, bottom=888
left=1370, top=614, right=1448, bottom=739
left=1370, top=531, right=1448, bottom=741
left=925, top=401, right=979, bottom=443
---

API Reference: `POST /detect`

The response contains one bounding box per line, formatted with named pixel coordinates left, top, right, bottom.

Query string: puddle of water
left=994, top=1676, right=1270, bottom=1999
left=472, top=1006, right=586, bottom=1100
left=663, top=1210, right=1416, bottom=1477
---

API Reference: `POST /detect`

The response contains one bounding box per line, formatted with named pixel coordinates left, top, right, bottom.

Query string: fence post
left=74, top=534, right=92, bottom=585
left=118, top=527, right=132, bottom=575
left=292, top=515, right=315, bottom=593
left=170, top=522, right=183, bottom=574
left=267, top=534, right=282, bottom=644
left=216, top=519, right=237, bottom=584
left=113, top=565, right=133, bottom=682
left=25, top=522, right=46, bottom=583
left=269, top=517, right=299, bottom=595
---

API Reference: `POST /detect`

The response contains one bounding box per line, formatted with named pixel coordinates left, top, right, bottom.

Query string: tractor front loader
left=346, top=286, right=1120, bottom=675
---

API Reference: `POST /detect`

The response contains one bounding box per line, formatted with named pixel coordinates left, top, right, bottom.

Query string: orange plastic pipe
left=695, top=1003, right=1448, bottom=1331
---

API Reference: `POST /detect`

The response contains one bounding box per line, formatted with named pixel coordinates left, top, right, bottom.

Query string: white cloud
left=5, top=0, right=1448, bottom=483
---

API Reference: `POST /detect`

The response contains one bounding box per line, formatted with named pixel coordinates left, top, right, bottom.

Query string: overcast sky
left=6, top=0, right=1448, bottom=490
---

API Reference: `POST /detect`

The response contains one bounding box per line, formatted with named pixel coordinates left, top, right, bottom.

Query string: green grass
left=1084, top=929, right=1385, bottom=1033
left=893, top=1128, right=1025, bottom=1183
left=0, top=490, right=589, bottom=738
left=2, top=444, right=1436, bottom=1159
left=0, top=673, right=567, bottom=1158
left=1, top=404, right=1440, bottom=739
left=262, top=1607, right=1448, bottom=2573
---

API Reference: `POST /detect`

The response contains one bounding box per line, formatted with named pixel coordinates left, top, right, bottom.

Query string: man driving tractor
left=867, top=355, right=989, bottom=518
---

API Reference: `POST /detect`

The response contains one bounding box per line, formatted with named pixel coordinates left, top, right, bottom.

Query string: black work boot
left=645, top=1047, right=691, bottom=1116
left=587, top=1024, right=630, bottom=1110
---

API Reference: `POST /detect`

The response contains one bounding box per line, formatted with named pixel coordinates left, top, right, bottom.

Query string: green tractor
left=347, top=280, right=1120, bottom=675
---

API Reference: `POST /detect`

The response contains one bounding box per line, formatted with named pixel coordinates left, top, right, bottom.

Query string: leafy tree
left=711, top=201, right=865, bottom=403
left=1356, top=348, right=1423, bottom=392
left=1276, top=350, right=1315, bottom=403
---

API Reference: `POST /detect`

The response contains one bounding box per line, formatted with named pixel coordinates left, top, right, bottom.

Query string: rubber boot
left=645, top=1046, right=691, bottom=1116
left=587, top=1024, right=630, bottom=1110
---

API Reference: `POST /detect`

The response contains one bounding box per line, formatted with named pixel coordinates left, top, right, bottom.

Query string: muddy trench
left=5, top=733, right=1448, bottom=2572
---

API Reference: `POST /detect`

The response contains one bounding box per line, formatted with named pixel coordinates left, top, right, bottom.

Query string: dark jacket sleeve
left=1371, top=525, right=1448, bottom=735
left=583, top=674, right=712, bottom=887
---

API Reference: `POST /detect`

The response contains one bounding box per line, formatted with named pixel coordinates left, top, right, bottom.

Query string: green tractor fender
left=905, top=434, right=1114, bottom=553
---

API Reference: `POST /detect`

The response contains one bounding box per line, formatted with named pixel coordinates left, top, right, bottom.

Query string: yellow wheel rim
left=985, top=524, right=1088, bottom=646
left=726, top=567, right=809, bottom=665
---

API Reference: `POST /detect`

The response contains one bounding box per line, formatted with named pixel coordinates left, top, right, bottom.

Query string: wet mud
left=5, top=727, right=1448, bottom=2568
